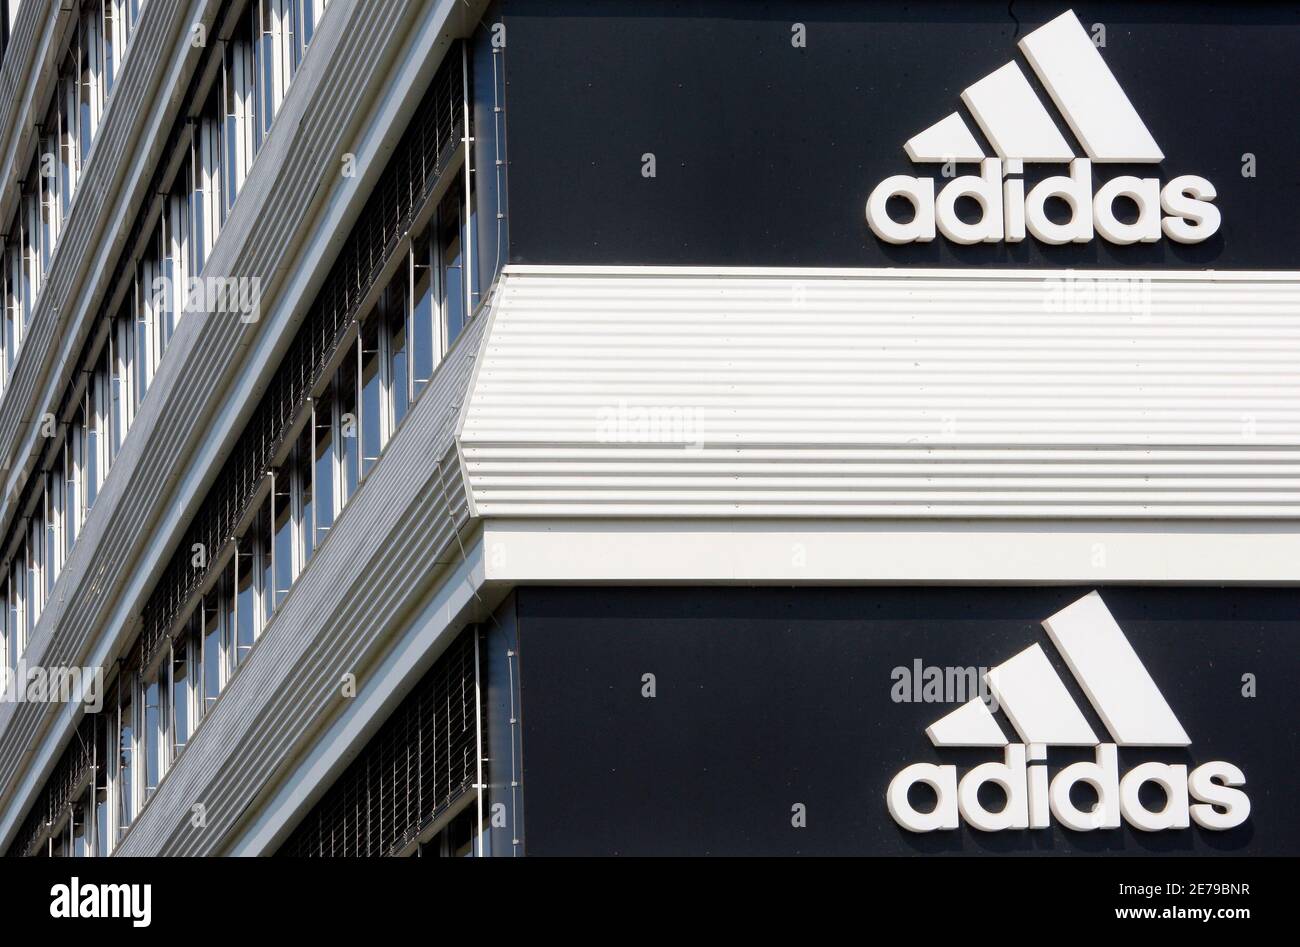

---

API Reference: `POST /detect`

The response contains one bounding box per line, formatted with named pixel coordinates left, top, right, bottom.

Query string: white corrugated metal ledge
left=459, top=267, right=1300, bottom=518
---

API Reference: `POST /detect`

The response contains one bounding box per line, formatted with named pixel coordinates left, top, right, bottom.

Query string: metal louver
left=277, top=628, right=480, bottom=858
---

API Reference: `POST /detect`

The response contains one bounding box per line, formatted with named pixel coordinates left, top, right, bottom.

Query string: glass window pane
left=297, top=429, right=314, bottom=565
left=104, top=2, right=116, bottom=92
left=85, top=385, right=99, bottom=511
left=202, top=583, right=222, bottom=712
left=45, top=474, right=59, bottom=594
left=9, top=558, right=23, bottom=656
left=259, top=497, right=274, bottom=627
left=64, top=425, right=80, bottom=552
left=117, top=680, right=134, bottom=833
left=79, top=35, right=94, bottom=159
left=439, top=192, right=465, bottom=350
left=337, top=344, right=359, bottom=504
left=313, top=390, right=334, bottom=545
left=111, top=321, right=126, bottom=454
left=273, top=472, right=292, bottom=605
left=235, top=537, right=255, bottom=664
left=94, top=720, right=109, bottom=855
left=142, top=676, right=160, bottom=798
left=410, top=237, right=433, bottom=393
left=361, top=318, right=382, bottom=476
left=388, top=281, right=409, bottom=427
left=0, top=587, right=8, bottom=675
left=222, top=561, right=237, bottom=678
left=172, top=639, right=189, bottom=754
left=26, top=518, right=40, bottom=636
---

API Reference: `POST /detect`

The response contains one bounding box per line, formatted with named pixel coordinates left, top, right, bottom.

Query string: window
left=9, top=557, right=23, bottom=658
left=295, top=428, right=314, bottom=566
left=141, top=673, right=161, bottom=799
left=45, top=473, right=60, bottom=595
left=59, top=60, right=78, bottom=213
left=8, top=233, right=21, bottom=349
left=222, top=561, right=237, bottom=683
left=360, top=318, right=382, bottom=477
left=234, top=536, right=255, bottom=665
left=255, top=0, right=293, bottom=141
left=155, top=215, right=174, bottom=348
left=40, top=106, right=60, bottom=267
left=257, top=498, right=274, bottom=628
left=192, top=93, right=223, bottom=271
left=23, top=175, right=40, bottom=315
left=112, top=313, right=132, bottom=452
left=313, top=390, right=334, bottom=545
left=93, top=721, right=109, bottom=855
left=386, top=279, right=410, bottom=429
left=26, top=513, right=42, bottom=635
left=3, top=238, right=18, bottom=374
left=70, top=793, right=89, bottom=856
left=96, top=363, right=111, bottom=473
left=102, top=0, right=118, bottom=92
left=293, top=0, right=325, bottom=68
left=134, top=269, right=153, bottom=403
left=223, top=20, right=257, bottom=215
left=64, top=419, right=81, bottom=551
left=171, top=638, right=190, bottom=756
left=78, top=16, right=95, bottom=162
left=84, top=383, right=99, bottom=512
left=437, top=188, right=466, bottom=350
left=163, top=188, right=189, bottom=332
left=418, top=807, right=477, bottom=858
left=337, top=348, right=359, bottom=505
left=273, top=470, right=292, bottom=606
left=115, top=676, right=134, bottom=837
left=410, top=232, right=434, bottom=394
left=201, top=586, right=222, bottom=715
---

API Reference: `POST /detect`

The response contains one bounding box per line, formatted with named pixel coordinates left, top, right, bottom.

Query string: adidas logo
left=887, top=592, right=1250, bottom=833
left=867, top=10, right=1221, bottom=246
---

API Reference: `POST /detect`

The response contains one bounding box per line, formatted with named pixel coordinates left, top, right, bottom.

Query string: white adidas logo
left=887, top=591, right=1250, bottom=833
left=867, top=9, right=1221, bottom=246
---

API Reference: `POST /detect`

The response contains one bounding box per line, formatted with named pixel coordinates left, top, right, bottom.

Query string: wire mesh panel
left=278, top=628, right=481, bottom=858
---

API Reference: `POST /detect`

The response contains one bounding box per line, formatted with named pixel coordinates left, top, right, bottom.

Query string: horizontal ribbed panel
left=117, top=315, right=482, bottom=856
left=0, top=0, right=436, bottom=849
left=0, top=0, right=195, bottom=512
left=0, top=0, right=54, bottom=227
left=459, top=268, right=1300, bottom=518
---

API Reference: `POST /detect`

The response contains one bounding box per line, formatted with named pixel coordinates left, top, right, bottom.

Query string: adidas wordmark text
left=867, top=9, right=1220, bottom=247
left=887, top=592, right=1249, bottom=834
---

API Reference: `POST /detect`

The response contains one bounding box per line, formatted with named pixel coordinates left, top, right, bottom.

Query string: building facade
left=0, top=0, right=1295, bottom=857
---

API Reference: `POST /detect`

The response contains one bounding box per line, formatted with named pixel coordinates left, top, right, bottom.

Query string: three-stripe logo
left=867, top=9, right=1221, bottom=246
left=887, top=591, right=1250, bottom=833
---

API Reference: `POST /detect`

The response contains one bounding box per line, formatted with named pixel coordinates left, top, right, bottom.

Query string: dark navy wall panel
left=498, top=0, right=1300, bottom=269
left=515, top=586, right=1298, bottom=855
